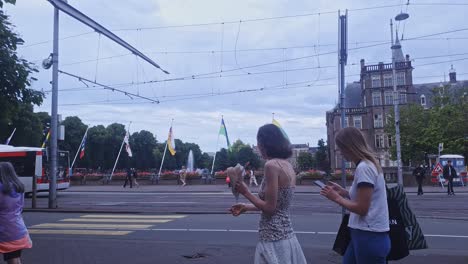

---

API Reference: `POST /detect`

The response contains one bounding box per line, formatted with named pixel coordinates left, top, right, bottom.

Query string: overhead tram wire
left=22, top=3, right=409, bottom=48
left=58, top=70, right=160, bottom=104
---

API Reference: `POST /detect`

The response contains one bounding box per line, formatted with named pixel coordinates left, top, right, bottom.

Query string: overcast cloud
left=5, top=0, right=468, bottom=151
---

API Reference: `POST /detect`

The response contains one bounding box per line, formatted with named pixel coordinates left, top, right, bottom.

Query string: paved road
left=22, top=212, right=468, bottom=264
left=27, top=188, right=468, bottom=219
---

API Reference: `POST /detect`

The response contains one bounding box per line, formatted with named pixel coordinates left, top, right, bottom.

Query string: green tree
left=214, top=148, right=230, bottom=172
left=297, top=152, right=314, bottom=171
left=130, top=130, right=157, bottom=169
left=60, top=116, right=87, bottom=166
left=386, top=85, right=468, bottom=164
left=0, top=1, right=44, bottom=144
left=315, top=139, right=330, bottom=172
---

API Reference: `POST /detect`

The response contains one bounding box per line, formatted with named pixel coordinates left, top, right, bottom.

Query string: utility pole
left=49, top=5, right=59, bottom=209
left=390, top=20, right=403, bottom=185
left=338, top=10, right=348, bottom=214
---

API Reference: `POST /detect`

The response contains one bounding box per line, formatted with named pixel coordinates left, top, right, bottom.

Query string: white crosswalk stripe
left=28, top=214, right=186, bottom=236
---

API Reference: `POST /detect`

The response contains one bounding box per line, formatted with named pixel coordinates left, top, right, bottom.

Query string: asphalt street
left=27, top=187, right=468, bottom=219
left=22, top=212, right=468, bottom=264
left=20, top=186, right=468, bottom=263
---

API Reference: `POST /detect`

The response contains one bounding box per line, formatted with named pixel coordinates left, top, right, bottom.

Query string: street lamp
left=390, top=12, right=409, bottom=185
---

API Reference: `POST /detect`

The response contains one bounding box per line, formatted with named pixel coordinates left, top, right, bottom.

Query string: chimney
left=449, top=65, right=457, bottom=83
left=360, top=59, right=365, bottom=69
left=406, top=54, right=410, bottom=62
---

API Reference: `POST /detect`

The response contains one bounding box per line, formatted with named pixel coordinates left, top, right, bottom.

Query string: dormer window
left=420, top=94, right=426, bottom=106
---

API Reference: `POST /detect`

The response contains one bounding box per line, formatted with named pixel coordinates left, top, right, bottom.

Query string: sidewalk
left=63, top=183, right=468, bottom=194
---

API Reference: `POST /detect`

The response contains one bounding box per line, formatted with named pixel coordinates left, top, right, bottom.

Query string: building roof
left=345, top=82, right=362, bottom=108
left=414, top=80, right=468, bottom=108
left=291, top=144, right=309, bottom=149
left=393, top=32, right=405, bottom=63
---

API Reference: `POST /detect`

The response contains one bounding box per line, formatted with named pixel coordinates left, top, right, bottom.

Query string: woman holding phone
left=229, top=124, right=306, bottom=264
left=321, top=127, right=390, bottom=264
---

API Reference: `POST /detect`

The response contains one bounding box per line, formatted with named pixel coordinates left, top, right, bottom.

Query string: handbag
left=387, top=189, right=410, bottom=260
left=387, top=185, right=428, bottom=251
left=332, top=214, right=351, bottom=256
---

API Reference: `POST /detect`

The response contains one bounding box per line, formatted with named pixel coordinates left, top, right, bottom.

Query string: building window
left=353, top=116, right=362, bottom=129
left=372, top=75, right=381, bottom=88
left=372, top=92, right=381, bottom=106
left=374, top=114, right=383, bottom=128
left=399, top=89, right=407, bottom=104
left=375, top=134, right=384, bottom=148
left=420, top=94, right=426, bottom=106
left=363, top=95, right=367, bottom=107
left=386, top=134, right=393, bottom=147
left=397, top=72, right=405, bottom=85
left=384, top=91, right=393, bottom=105
left=383, top=74, right=393, bottom=87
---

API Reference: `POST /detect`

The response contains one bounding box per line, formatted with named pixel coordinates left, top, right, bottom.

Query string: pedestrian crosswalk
left=28, top=214, right=186, bottom=236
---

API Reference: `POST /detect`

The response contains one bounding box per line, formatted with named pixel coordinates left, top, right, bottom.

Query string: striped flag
left=124, top=131, right=132, bottom=157
left=219, top=118, right=231, bottom=150
left=41, top=129, right=51, bottom=148
left=5, top=128, right=16, bottom=145
left=79, top=132, right=87, bottom=159
left=272, top=118, right=290, bottom=141
left=167, top=127, right=176, bottom=156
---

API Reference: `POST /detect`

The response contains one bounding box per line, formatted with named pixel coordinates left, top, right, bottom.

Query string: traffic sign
left=432, top=162, right=443, bottom=174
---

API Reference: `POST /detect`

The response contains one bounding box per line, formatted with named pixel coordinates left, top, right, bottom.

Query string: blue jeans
left=343, top=228, right=390, bottom=264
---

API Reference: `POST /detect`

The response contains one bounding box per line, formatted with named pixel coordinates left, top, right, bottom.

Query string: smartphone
left=314, top=180, right=326, bottom=189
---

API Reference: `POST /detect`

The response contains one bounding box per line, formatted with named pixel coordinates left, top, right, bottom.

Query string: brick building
left=326, top=36, right=467, bottom=179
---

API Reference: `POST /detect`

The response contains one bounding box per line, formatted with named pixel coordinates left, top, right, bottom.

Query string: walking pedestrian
left=123, top=167, right=133, bottom=188
left=132, top=168, right=140, bottom=188
left=320, top=127, right=390, bottom=264
left=413, top=165, right=426, bottom=195
left=443, top=160, right=457, bottom=195
left=179, top=166, right=187, bottom=187
left=230, top=124, right=307, bottom=264
left=249, top=169, right=258, bottom=187
left=0, top=162, right=32, bottom=264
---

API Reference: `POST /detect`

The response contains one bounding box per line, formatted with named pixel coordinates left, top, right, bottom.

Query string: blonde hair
left=335, top=127, right=383, bottom=173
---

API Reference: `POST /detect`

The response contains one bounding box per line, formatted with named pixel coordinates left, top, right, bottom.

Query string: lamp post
left=391, top=12, right=409, bottom=185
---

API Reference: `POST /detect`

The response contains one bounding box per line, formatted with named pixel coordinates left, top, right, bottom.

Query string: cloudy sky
left=5, top=0, right=468, bottom=152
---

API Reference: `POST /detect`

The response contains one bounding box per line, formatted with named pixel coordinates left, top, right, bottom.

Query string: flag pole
left=210, top=116, right=222, bottom=176
left=272, top=112, right=275, bottom=122
left=70, top=126, right=89, bottom=170
left=5, top=128, right=16, bottom=145
left=158, top=119, right=173, bottom=179
left=110, top=122, right=131, bottom=181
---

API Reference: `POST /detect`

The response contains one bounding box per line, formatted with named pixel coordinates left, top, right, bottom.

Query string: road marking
left=28, top=229, right=132, bottom=236
left=80, top=214, right=186, bottom=219
left=147, top=228, right=468, bottom=239
left=97, top=201, right=199, bottom=205
left=31, top=223, right=152, bottom=229
left=60, top=218, right=171, bottom=223
left=425, top=234, right=468, bottom=238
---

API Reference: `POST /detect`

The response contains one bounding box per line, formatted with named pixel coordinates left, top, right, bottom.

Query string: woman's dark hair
left=0, top=162, right=25, bottom=194
left=257, top=124, right=292, bottom=159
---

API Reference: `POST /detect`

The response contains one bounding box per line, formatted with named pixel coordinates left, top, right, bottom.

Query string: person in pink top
left=0, top=162, right=32, bottom=264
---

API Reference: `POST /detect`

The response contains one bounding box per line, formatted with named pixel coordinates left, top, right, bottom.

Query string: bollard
left=32, top=174, right=37, bottom=209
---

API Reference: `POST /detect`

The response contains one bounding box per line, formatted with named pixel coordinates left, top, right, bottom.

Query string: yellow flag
left=167, top=127, right=176, bottom=156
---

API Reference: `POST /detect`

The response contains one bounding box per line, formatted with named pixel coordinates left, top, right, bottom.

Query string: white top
left=348, top=160, right=389, bottom=232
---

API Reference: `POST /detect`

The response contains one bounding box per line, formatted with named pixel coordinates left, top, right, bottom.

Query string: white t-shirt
left=348, top=160, right=389, bottom=232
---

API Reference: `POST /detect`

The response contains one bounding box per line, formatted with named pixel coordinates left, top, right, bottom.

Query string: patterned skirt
left=254, top=235, right=307, bottom=264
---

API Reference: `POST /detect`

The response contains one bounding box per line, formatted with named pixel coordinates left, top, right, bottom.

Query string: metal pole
left=110, top=136, right=125, bottom=181
left=70, top=126, right=89, bottom=170
left=338, top=10, right=348, bottom=215
left=158, top=119, right=174, bottom=178
left=48, top=6, right=59, bottom=209
left=390, top=19, right=403, bottom=185
left=157, top=141, right=168, bottom=178
left=210, top=133, right=221, bottom=175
